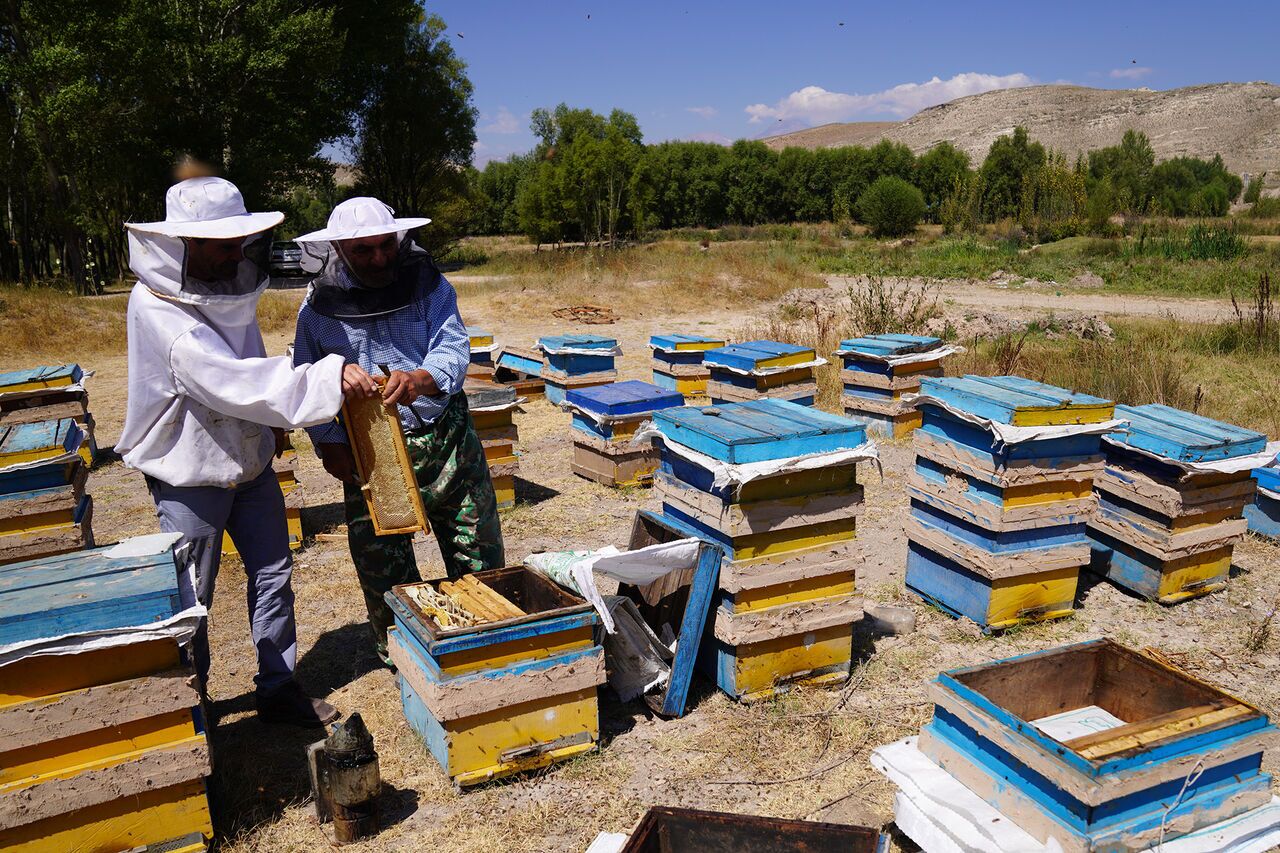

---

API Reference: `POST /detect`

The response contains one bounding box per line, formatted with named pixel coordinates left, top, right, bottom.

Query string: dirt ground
left=76, top=284, right=1280, bottom=852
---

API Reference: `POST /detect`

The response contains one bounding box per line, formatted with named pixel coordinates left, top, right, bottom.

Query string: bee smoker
left=307, top=713, right=381, bottom=843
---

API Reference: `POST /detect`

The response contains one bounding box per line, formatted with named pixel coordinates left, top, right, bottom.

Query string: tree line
left=470, top=106, right=1245, bottom=245
left=1, top=3, right=476, bottom=293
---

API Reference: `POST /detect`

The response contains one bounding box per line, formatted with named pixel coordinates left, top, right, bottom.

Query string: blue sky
left=426, top=1, right=1279, bottom=165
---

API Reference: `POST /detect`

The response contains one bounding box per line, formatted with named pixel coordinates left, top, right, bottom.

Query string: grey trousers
left=147, top=465, right=297, bottom=695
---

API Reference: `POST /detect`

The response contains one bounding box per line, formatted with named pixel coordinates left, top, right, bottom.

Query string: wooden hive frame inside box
left=343, top=389, right=429, bottom=535
left=918, top=639, right=1276, bottom=852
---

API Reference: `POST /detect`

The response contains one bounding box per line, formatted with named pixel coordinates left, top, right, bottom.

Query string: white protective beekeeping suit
left=117, top=177, right=346, bottom=487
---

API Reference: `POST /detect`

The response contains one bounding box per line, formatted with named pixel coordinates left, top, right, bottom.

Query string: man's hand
left=342, top=363, right=379, bottom=401
left=383, top=369, right=438, bottom=407
left=318, top=442, right=359, bottom=484
left=272, top=427, right=287, bottom=458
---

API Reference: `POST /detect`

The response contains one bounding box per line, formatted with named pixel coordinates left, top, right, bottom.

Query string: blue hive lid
left=538, top=334, right=617, bottom=351
left=0, top=364, right=83, bottom=389
left=919, top=376, right=1114, bottom=426
left=654, top=398, right=866, bottom=464
left=838, top=334, right=941, bottom=356
left=566, top=380, right=684, bottom=416
left=1112, top=404, right=1266, bottom=463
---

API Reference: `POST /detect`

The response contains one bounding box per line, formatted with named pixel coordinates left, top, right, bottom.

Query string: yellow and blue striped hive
left=385, top=567, right=606, bottom=788
left=566, top=380, right=683, bottom=488
left=1089, top=404, right=1265, bottom=604
left=537, top=335, right=619, bottom=406
left=906, top=376, right=1115, bottom=631
left=465, top=378, right=520, bottom=511
left=1246, top=467, right=1280, bottom=542
left=703, top=340, right=818, bottom=407
left=0, top=365, right=96, bottom=466
left=0, top=540, right=212, bottom=852
left=650, top=334, right=726, bottom=400
left=910, top=639, right=1277, bottom=852
left=0, top=419, right=93, bottom=566
left=652, top=399, right=867, bottom=702
left=467, top=327, right=496, bottom=367
left=837, top=334, right=946, bottom=439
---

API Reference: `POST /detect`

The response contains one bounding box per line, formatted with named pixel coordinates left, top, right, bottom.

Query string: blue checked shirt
left=292, top=265, right=471, bottom=447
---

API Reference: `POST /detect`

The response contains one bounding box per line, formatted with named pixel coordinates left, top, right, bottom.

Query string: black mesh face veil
left=180, top=231, right=273, bottom=297
left=305, top=233, right=439, bottom=320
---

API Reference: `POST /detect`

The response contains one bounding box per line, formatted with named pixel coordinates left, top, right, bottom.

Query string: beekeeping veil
left=125, top=177, right=282, bottom=330
left=295, top=197, right=434, bottom=320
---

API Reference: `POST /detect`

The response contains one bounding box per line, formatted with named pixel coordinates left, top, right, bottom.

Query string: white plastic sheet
left=833, top=344, right=963, bottom=365
left=601, top=595, right=671, bottom=701
left=911, top=393, right=1128, bottom=448
left=707, top=356, right=828, bottom=377
left=536, top=342, right=623, bottom=357
left=1259, top=487, right=1280, bottom=502
left=583, top=832, right=629, bottom=853
left=468, top=342, right=500, bottom=355
left=0, top=448, right=80, bottom=475
left=469, top=399, right=524, bottom=414
left=1102, top=437, right=1280, bottom=476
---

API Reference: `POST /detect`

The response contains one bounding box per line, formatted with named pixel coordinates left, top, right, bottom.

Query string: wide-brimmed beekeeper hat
left=294, top=197, right=430, bottom=243
left=125, top=177, right=284, bottom=238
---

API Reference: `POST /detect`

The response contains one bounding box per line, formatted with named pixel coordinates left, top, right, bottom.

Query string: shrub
left=1247, top=197, right=1280, bottom=218
left=857, top=176, right=926, bottom=237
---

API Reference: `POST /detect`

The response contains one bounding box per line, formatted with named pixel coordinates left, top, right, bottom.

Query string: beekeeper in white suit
left=118, top=176, right=378, bottom=727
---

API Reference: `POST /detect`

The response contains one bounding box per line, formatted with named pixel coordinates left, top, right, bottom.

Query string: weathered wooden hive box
left=652, top=399, right=867, bottom=702
left=537, top=334, right=619, bottom=405
left=385, top=566, right=606, bottom=787
left=649, top=334, right=726, bottom=399
left=1089, top=404, right=1265, bottom=604
left=0, top=419, right=93, bottom=566
left=837, top=334, right=948, bottom=439
left=464, top=378, right=521, bottom=510
left=906, top=376, right=1115, bottom=631
left=0, top=539, right=212, bottom=852
left=1245, top=466, right=1280, bottom=541
left=0, top=365, right=96, bottom=465
left=703, top=340, right=819, bottom=407
left=493, top=344, right=546, bottom=397
left=223, top=430, right=303, bottom=556
left=914, top=640, right=1278, bottom=852
left=466, top=327, right=496, bottom=366
left=566, top=380, right=684, bottom=488
left=620, top=806, right=888, bottom=852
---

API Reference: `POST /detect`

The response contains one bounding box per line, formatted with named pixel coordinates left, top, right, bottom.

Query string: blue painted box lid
left=0, top=539, right=182, bottom=645
left=654, top=398, right=866, bottom=463
left=649, top=333, right=726, bottom=350
left=538, top=334, right=617, bottom=351
left=1254, top=467, right=1280, bottom=492
left=1111, top=404, right=1266, bottom=463
left=919, top=376, right=1114, bottom=426
left=566, top=380, right=684, bottom=416
left=0, top=364, right=83, bottom=390
left=0, top=418, right=83, bottom=462
left=703, top=340, right=815, bottom=372
left=838, top=334, right=941, bottom=356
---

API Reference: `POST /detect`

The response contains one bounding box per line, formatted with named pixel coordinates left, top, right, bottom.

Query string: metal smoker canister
left=323, top=713, right=381, bottom=843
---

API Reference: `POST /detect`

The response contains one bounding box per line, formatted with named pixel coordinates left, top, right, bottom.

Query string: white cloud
left=481, top=106, right=521, bottom=134
left=685, top=106, right=718, bottom=119
left=1110, top=66, right=1153, bottom=80
left=744, top=72, right=1035, bottom=124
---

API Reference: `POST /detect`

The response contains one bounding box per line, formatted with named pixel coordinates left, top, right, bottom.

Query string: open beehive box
left=920, top=639, right=1276, bottom=851
left=620, top=806, right=885, bottom=853
left=385, top=567, right=605, bottom=787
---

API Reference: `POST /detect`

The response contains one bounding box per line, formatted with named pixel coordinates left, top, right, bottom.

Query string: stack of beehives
left=873, top=639, right=1280, bottom=852
left=651, top=399, right=870, bottom=702
left=537, top=334, right=619, bottom=406
left=565, top=380, right=684, bottom=488
left=1089, top=404, right=1273, bottom=603
left=464, top=377, right=522, bottom=511
left=835, top=334, right=952, bottom=439
left=0, top=365, right=95, bottom=465
left=0, top=418, right=93, bottom=566
left=906, top=376, right=1116, bottom=632
left=0, top=536, right=213, bottom=852
left=1246, top=465, right=1280, bottom=541
left=649, top=333, right=725, bottom=401
left=222, top=430, right=304, bottom=556
left=384, top=567, right=606, bottom=787
left=702, top=340, right=821, bottom=407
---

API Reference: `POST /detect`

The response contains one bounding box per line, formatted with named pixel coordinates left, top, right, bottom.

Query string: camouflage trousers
left=343, top=392, right=504, bottom=663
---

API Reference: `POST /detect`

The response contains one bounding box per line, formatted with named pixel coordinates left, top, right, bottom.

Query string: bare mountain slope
left=761, top=82, right=1280, bottom=177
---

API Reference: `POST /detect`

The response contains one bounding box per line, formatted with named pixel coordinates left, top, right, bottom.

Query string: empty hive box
left=620, top=806, right=887, bottom=852
left=467, top=327, right=497, bottom=367
left=464, top=377, right=521, bottom=510
left=0, top=365, right=96, bottom=466
left=565, top=380, right=684, bottom=488
left=223, top=430, right=304, bottom=556
left=385, top=566, right=605, bottom=787
left=1246, top=466, right=1280, bottom=541
left=874, top=639, right=1280, bottom=853
left=0, top=419, right=92, bottom=566
left=493, top=345, right=546, bottom=398
left=703, top=340, right=821, bottom=407
left=906, top=376, right=1116, bottom=631
left=836, top=334, right=951, bottom=439
left=651, top=399, right=870, bottom=702
left=537, top=334, right=619, bottom=406
left=0, top=537, right=212, bottom=852
left=343, top=388, right=429, bottom=535
left=649, top=334, right=726, bottom=400
left=1089, top=404, right=1270, bottom=604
